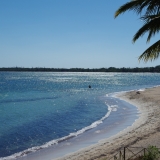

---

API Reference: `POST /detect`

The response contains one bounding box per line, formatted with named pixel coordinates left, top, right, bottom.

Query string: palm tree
left=115, top=0, right=160, bottom=62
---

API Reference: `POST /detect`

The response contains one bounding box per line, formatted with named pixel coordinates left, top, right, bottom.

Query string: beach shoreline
left=55, top=86, right=160, bottom=160
left=2, top=86, right=160, bottom=160
left=14, top=94, right=138, bottom=160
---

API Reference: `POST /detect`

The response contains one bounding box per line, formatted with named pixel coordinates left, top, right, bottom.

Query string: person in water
left=88, top=85, right=91, bottom=88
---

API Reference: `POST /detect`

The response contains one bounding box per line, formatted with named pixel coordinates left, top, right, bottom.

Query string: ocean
left=1, top=72, right=160, bottom=160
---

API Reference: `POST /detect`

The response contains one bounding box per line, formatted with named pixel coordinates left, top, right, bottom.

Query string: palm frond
left=141, top=14, right=160, bottom=22
left=115, top=0, right=160, bottom=18
left=114, top=0, right=144, bottom=18
left=138, top=40, right=160, bottom=62
left=133, top=16, right=160, bottom=42
left=146, top=0, right=160, bottom=15
left=115, top=0, right=160, bottom=62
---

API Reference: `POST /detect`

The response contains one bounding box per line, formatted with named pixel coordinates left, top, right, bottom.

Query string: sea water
left=0, top=72, right=160, bottom=159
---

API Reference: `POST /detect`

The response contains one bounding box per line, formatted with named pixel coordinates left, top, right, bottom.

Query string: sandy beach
left=56, top=86, right=160, bottom=160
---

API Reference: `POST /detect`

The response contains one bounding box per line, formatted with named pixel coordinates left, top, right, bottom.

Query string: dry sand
left=56, top=86, right=160, bottom=160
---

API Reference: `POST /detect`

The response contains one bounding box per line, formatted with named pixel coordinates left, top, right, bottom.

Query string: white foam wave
left=137, top=89, right=145, bottom=92
left=108, top=105, right=118, bottom=112
left=0, top=103, right=113, bottom=160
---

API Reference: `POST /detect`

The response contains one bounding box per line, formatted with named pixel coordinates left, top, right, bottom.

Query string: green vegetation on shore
left=1, top=65, right=160, bottom=72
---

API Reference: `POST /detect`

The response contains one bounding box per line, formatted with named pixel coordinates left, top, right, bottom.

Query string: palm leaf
left=138, top=40, right=160, bottom=62
left=115, top=0, right=160, bottom=62
left=115, top=0, right=160, bottom=18
left=133, top=15, right=160, bottom=42
left=145, top=0, right=160, bottom=15
left=114, top=0, right=144, bottom=18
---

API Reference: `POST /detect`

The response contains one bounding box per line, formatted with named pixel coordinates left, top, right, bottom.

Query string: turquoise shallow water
left=1, top=72, right=160, bottom=159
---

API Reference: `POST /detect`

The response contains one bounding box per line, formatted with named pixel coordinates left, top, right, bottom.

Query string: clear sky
left=0, top=0, right=160, bottom=68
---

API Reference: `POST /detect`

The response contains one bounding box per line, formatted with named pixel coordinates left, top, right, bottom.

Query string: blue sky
left=0, top=0, right=160, bottom=68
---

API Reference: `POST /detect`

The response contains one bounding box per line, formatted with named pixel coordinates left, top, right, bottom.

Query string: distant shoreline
left=1, top=66, right=160, bottom=72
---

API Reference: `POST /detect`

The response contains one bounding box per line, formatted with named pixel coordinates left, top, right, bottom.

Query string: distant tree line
left=1, top=66, right=160, bottom=72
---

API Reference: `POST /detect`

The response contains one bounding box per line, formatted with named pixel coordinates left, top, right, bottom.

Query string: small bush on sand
left=143, top=146, right=160, bottom=160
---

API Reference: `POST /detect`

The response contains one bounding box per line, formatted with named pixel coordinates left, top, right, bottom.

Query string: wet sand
left=56, top=86, right=160, bottom=160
